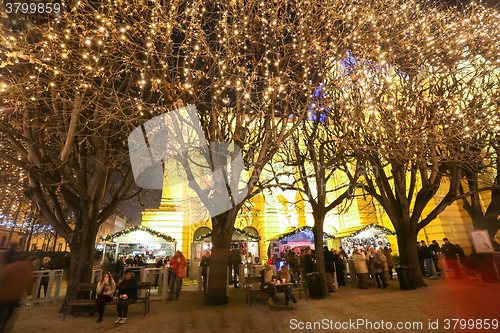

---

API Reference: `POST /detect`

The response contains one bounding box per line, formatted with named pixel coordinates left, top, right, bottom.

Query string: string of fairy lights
left=0, top=0, right=499, bottom=243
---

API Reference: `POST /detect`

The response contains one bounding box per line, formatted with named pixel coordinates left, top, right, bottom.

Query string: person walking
left=168, top=251, right=187, bottom=300
left=353, top=249, right=368, bottom=289
left=232, top=250, right=241, bottom=288
left=115, top=270, right=137, bottom=324
left=371, top=248, right=387, bottom=289
left=89, top=272, right=116, bottom=323
left=382, top=247, right=394, bottom=280
left=0, top=255, right=33, bottom=332
left=442, top=238, right=462, bottom=279
left=332, top=250, right=346, bottom=286
left=323, top=246, right=336, bottom=292
left=200, top=251, right=210, bottom=295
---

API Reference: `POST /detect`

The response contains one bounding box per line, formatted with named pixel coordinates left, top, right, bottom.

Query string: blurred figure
left=168, top=251, right=186, bottom=300
left=382, top=247, right=394, bottom=280
left=332, top=249, right=346, bottom=286
left=125, top=254, right=134, bottom=266
left=442, top=238, right=462, bottom=279
left=37, top=257, right=52, bottom=299
left=420, top=241, right=435, bottom=279
left=113, top=256, right=125, bottom=283
left=323, top=246, right=336, bottom=292
left=353, top=248, right=368, bottom=289
left=285, top=251, right=298, bottom=276
left=200, top=251, right=210, bottom=295
left=0, top=254, right=33, bottom=332
left=455, top=244, right=471, bottom=272
left=231, top=249, right=241, bottom=288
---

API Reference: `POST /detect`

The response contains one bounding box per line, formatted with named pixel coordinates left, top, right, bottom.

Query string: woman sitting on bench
left=115, top=270, right=137, bottom=324
left=278, top=264, right=297, bottom=306
left=260, top=266, right=276, bottom=307
left=88, top=271, right=116, bottom=323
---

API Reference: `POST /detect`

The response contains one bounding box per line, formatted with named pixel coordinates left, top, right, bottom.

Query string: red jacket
left=170, top=256, right=187, bottom=276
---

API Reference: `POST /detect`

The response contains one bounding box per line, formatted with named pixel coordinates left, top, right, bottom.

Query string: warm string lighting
left=0, top=0, right=499, bottom=243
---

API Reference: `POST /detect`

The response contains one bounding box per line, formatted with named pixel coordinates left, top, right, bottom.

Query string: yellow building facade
left=141, top=166, right=499, bottom=262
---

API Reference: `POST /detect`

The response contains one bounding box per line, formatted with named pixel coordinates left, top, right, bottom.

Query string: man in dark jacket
left=420, top=241, right=435, bottom=279
left=442, top=238, right=462, bottom=279
left=332, top=250, right=346, bottom=286
left=323, top=247, right=336, bottom=292
left=429, top=240, right=441, bottom=272
left=304, top=248, right=316, bottom=296
left=200, top=251, right=210, bottom=295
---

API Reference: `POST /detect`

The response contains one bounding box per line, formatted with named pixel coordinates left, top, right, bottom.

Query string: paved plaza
left=8, top=276, right=500, bottom=333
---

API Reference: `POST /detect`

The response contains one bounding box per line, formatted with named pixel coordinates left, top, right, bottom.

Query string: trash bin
left=395, top=266, right=417, bottom=290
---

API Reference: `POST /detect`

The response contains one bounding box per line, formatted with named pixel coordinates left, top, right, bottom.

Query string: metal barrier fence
left=22, top=269, right=64, bottom=305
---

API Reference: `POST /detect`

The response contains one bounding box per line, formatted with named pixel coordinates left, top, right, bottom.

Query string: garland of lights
left=0, top=221, right=54, bottom=234
left=194, top=228, right=261, bottom=243
left=347, top=223, right=396, bottom=237
left=273, top=226, right=335, bottom=241
left=101, top=225, right=176, bottom=243
left=341, top=224, right=395, bottom=248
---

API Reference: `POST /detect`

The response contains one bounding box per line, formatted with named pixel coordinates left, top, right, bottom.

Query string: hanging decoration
left=194, top=227, right=261, bottom=243
left=268, top=226, right=335, bottom=242
left=347, top=223, right=396, bottom=237
left=101, top=225, right=176, bottom=243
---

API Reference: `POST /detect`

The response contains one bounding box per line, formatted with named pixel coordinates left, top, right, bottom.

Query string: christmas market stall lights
left=192, top=227, right=261, bottom=265
left=100, top=225, right=176, bottom=264
left=265, top=226, right=336, bottom=268
left=335, top=223, right=397, bottom=256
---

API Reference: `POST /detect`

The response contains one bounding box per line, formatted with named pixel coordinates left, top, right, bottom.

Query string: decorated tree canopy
left=194, top=228, right=261, bottom=243
left=265, top=226, right=335, bottom=243
left=101, top=225, right=176, bottom=243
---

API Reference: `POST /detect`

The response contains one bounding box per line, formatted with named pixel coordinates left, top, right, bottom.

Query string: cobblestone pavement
left=8, top=276, right=500, bottom=333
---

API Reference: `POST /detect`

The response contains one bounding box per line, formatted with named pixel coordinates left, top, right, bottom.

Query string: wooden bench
left=63, top=282, right=151, bottom=321
left=243, top=277, right=269, bottom=307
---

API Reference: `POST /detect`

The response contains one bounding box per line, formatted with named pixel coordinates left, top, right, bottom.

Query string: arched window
left=242, top=226, right=259, bottom=237
left=193, top=227, right=212, bottom=240
left=0, top=236, right=6, bottom=248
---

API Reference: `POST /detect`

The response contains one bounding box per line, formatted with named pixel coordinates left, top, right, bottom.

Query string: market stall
left=265, top=226, right=336, bottom=270
left=335, top=223, right=397, bottom=257
left=192, top=227, right=261, bottom=263
left=101, top=225, right=176, bottom=264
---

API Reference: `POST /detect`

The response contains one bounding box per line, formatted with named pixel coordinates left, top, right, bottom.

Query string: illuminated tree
left=149, top=0, right=365, bottom=305
left=336, top=0, right=500, bottom=287
left=0, top=0, right=367, bottom=306
left=272, top=104, right=357, bottom=296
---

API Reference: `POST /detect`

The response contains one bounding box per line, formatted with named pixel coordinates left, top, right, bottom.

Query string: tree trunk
left=312, top=212, right=329, bottom=297
left=204, top=211, right=234, bottom=306
left=470, top=216, right=500, bottom=242
left=395, top=224, right=427, bottom=288
left=59, top=214, right=97, bottom=312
